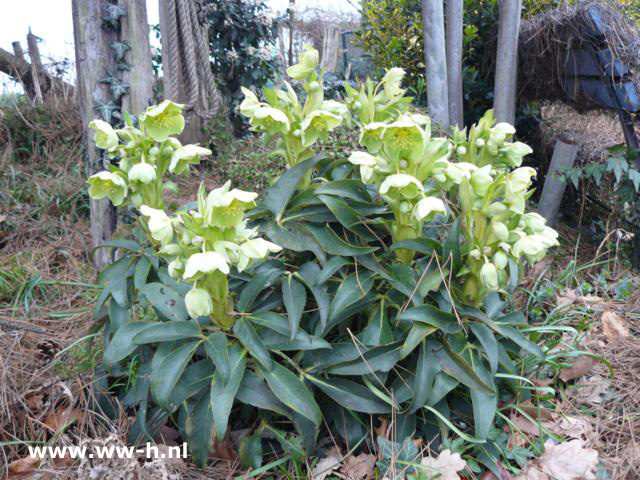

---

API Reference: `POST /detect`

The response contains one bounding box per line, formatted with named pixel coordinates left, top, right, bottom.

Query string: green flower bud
left=491, top=221, right=509, bottom=242
left=470, top=165, right=492, bottom=196
left=185, top=288, right=213, bottom=319
left=484, top=202, right=508, bottom=217
left=167, top=258, right=183, bottom=279
left=475, top=138, right=485, bottom=147
left=128, top=162, right=156, bottom=184
left=480, top=262, right=499, bottom=291
left=308, top=81, right=320, bottom=91
left=413, top=196, right=446, bottom=221
left=379, top=174, right=423, bottom=201
left=493, top=251, right=508, bottom=270
left=399, top=201, right=412, bottom=213
left=456, top=146, right=467, bottom=156
left=381, top=67, right=405, bottom=97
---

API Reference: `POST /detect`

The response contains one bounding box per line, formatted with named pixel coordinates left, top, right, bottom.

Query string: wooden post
left=538, top=140, right=579, bottom=226
left=288, top=0, right=295, bottom=66
left=493, top=0, right=522, bottom=125
left=119, top=0, right=155, bottom=115
left=421, top=0, right=449, bottom=129
left=27, top=32, right=44, bottom=102
left=10, top=42, right=34, bottom=98
left=445, top=0, right=464, bottom=128
left=72, top=0, right=118, bottom=268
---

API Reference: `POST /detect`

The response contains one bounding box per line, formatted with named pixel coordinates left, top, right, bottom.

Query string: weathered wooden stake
left=538, top=140, right=579, bottom=226
left=421, top=0, right=450, bottom=129
left=493, top=0, right=522, bottom=125
left=72, top=0, right=119, bottom=268
left=445, top=0, right=464, bottom=127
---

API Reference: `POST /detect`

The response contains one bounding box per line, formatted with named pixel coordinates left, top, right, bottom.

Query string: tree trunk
left=72, top=0, right=118, bottom=268
left=445, top=0, right=464, bottom=128
left=421, top=0, right=449, bottom=129
left=119, top=0, right=155, bottom=115
left=493, top=0, right=522, bottom=125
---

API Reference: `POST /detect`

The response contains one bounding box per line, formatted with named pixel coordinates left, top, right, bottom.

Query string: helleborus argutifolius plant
left=153, top=181, right=281, bottom=328
left=239, top=45, right=345, bottom=185
left=87, top=101, right=211, bottom=211
left=348, top=108, right=451, bottom=263
left=444, top=113, right=559, bottom=305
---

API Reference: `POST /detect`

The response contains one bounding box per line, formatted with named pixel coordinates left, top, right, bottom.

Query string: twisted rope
left=164, top=0, right=222, bottom=119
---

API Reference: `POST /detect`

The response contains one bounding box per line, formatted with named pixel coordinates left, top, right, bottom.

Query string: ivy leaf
left=110, top=80, right=130, bottom=100
left=95, top=101, right=119, bottom=123
left=628, top=168, right=640, bottom=192
left=606, top=154, right=629, bottom=183
left=564, top=167, right=582, bottom=189
left=111, top=41, right=131, bottom=61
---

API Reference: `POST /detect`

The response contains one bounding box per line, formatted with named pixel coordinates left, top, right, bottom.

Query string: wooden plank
left=538, top=140, right=579, bottom=226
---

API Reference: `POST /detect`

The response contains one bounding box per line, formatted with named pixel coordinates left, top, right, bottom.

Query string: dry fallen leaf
left=44, top=407, right=83, bottom=432
left=420, top=449, right=467, bottom=480
left=538, top=439, right=598, bottom=480
left=7, top=456, right=39, bottom=476
left=479, top=462, right=513, bottom=479
left=375, top=417, right=390, bottom=439
left=312, top=448, right=342, bottom=480
left=51, top=451, right=75, bottom=470
left=507, top=412, right=556, bottom=448
left=513, top=465, right=549, bottom=480
left=341, top=453, right=376, bottom=480
left=555, top=289, right=603, bottom=309
left=211, top=436, right=236, bottom=461
left=559, top=355, right=594, bottom=382
left=601, top=311, right=629, bottom=337
left=553, top=415, right=593, bottom=440
left=572, top=374, right=610, bottom=404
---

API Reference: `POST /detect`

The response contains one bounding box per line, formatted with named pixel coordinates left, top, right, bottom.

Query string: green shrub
left=88, top=47, right=560, bottom=476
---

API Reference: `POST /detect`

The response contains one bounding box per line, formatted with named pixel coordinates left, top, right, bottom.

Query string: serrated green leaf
left=103, top=322, right=152, bottom=365
left=396, top=305, right=461, bottom=334
left=606, top=154, right=629, bottom=183
left=316, top=256, right=351, bottom=285
left=470, top=322, right=498, bottom=374
left=400, top=323, right=437, bottom=358
left=297, top=262, right=330, bottom=333
left=327, top=343, right=402, bottom=375
left=260, top=329, right=331, bottom=351
left=239, top=434, right=263, bottom=469
left=305, top=224, right=378, bottom=256
left=141, top=282, right=189, bottom=321
left=185, top=391, right=213, bottom=467
left=108, top=297, right=130, bottom=331
left=211, top=346, right=246, bottom=440
left=328, top=271, right=374, bottom=321
left=309, top=376, right=390, bottom=413
left=282, top=275, right=306, bottom=340
left=133, top=320, right=201, bottom=344
left=134, top=256, right=152, bottom=290
left=261, top=363, right=322, bottom=426
left=359, top=301, right=393, bottom=346
left=409, top=339, right=441, bottom=413
left=264, top=155, right=323, bottom=221
left=264, top=220, right=326, bottom=265
left=443, top=218, right=462, bottom=272
left=233, top=318, right=272, bottom=370
left=203, top=332, right=230, bottom=382
left=314, top=179, right=372, bottom=202
left=628, top=169, right=640, bottom=192
left=236, top=265, right=283, bottom=313
left=151, top=340, right=200, bottom=409
left=236, top=369, right=289, bottom=416
left=434, top=343, right=496, bottom=395
left=317, top=194, right=375, bottom=240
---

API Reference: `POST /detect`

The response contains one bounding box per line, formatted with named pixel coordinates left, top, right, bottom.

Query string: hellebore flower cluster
left=149, top=181, right=281, bottom=328
left=87, top=103, right=281, bottom=329
left=239, top=45, right=346, bottom=186
left=87, top=101, right=211, bottom=210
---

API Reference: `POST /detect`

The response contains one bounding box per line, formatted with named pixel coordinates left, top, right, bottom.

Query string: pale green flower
left=237, top=238, right=282, bottom=272
left=89, top=119, right=118, bottom=150
left=183, top=251, right=230, bottom=280
left=382, top=119, right=424, bottom=162
left=359, top=122, right=387, bottom=153
left=501, top=142, right=533, bottom=167
left=250, top=106, right=290, bottom=134
left=322, top=100, right=350, bottom=119
left=128, top=162, right=156, bottom=184
left=87, top=171, right=128, bottom=206
left=239, top=87, right=261, bottom=117
left=491, top=221, right=509, bottom=242
left=489, top=122, right=515, bottom=145
left=170, top=145, right=212, bottom=174
left=360, top=165, right=375, bottom=184
left=522, top=212, right=547, bottom=232
left=512, top=235, right=545, bottom=259
left=140, top=205, right=174, bottom=245
left=348, top=151, right=377, bottom=167
left=300, top=110, right=342, bottom=147
left=480, top=262, right=499, bottom=291
left=140, top=100, right=185, bottom=142
left=413, top=196, right=446, bottom=221
left=185, top=288, right=213, bottom=318
left=205, top=181, right=258, bottom=228
left=470, top=165, right=493, bottom=196
left=167, top=258, right=183, bottom=279
left=382, top=67, right=405, bottom=98
left=507, top=167, right=536, bottom=192
left=286, top=44, right=319, bottom=80
left=445, top=162, right=478, bottom=184
left=379, top=174, right=423, bottom=201
left=159, top=244, right=181, bottom=256
left=484, top=202, right=508, bottom=217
